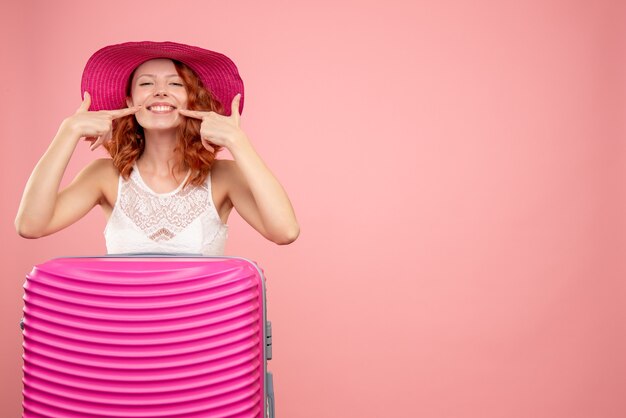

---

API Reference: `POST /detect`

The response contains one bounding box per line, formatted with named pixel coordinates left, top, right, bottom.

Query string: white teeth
left=149, top=105, right=175, bottom=112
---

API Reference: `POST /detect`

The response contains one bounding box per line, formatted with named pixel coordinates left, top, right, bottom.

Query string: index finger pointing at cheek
left=107, top=105, right=143, bottom=119
left=177, top=109, right=206, bottom=120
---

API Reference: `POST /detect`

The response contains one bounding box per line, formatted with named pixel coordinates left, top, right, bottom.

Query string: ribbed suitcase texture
left=21, top=256, right=274, bottom=418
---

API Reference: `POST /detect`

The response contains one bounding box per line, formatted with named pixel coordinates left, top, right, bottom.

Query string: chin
left=137, top=119, right=182, bottom=131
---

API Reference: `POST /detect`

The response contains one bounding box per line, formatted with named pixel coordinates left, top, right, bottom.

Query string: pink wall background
left=2, top=1, right=625, bottom=417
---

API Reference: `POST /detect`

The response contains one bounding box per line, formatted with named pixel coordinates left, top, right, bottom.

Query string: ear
left=126, top=97, right=134, bottom=108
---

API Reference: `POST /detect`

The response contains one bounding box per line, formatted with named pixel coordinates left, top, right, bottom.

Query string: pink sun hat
left=80, top=41, right=244, bottom=115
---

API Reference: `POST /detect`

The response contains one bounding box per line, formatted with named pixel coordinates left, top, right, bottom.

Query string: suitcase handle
left=103, top=252, right=203, bottom=257
left=266, top=371, right=275, bottom=418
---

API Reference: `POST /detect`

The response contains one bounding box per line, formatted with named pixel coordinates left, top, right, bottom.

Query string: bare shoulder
left=210, top=158, right=238, bottom=193
left=210, top=159, right=240, bottom=186
left=209, top=159, right=238, bottom=220
left=211, top=158, right=236, bottom=174
left=81, top=158, right=118, bottom=206
left=83, top=158, right=118, bottom=184
left=81, top=157, right=113, bottom=171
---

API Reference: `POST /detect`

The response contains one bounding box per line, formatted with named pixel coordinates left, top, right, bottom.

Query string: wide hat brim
left=81, top=41, right=244, bottom=115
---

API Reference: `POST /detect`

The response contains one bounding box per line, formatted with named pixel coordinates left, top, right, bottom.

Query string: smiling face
left=126, top=58, right=188, bottom=131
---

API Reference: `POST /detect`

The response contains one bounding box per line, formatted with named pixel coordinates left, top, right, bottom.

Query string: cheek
left=135, top=94, right=151, bottom=106
left=134, top=112, right=148, bottom=127
left=129, top=89, right=150, bottom=105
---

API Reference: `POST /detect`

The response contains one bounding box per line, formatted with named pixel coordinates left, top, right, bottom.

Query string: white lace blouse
left=104, top=162, right=228, bottom=256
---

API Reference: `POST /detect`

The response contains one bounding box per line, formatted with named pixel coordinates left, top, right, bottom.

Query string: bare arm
left=15, top=122, right=103, bottom=238
left=179, top=94, right=299, bottom=245
left=227, top=139, right=300, bottom=244
left=14, top=92, right=140, bottom=238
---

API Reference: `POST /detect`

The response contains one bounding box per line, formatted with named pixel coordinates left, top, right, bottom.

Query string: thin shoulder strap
left=110, top=169, right=124, bottom=209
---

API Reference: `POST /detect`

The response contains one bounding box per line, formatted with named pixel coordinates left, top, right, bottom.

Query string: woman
left=14, top=41, right=299, bottom=255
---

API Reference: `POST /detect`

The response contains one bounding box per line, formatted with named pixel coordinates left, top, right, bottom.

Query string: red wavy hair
left=103, top=59, right=225, bottom=188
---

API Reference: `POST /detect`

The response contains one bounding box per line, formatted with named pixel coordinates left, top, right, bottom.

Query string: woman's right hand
left=62, top=91, right=142, bottom=151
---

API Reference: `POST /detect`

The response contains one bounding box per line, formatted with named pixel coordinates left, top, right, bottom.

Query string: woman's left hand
left=178, top=93, right=246, bottom=153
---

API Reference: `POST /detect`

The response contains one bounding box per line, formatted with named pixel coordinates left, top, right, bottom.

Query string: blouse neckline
left=132, top=161, right=191, bottom=196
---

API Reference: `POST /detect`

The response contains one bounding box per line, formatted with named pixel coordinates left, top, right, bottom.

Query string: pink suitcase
left=21, top=255, right=275, bottom=418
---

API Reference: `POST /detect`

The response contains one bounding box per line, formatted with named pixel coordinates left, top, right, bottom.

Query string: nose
left=153, top=81, right=169, bottom=97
